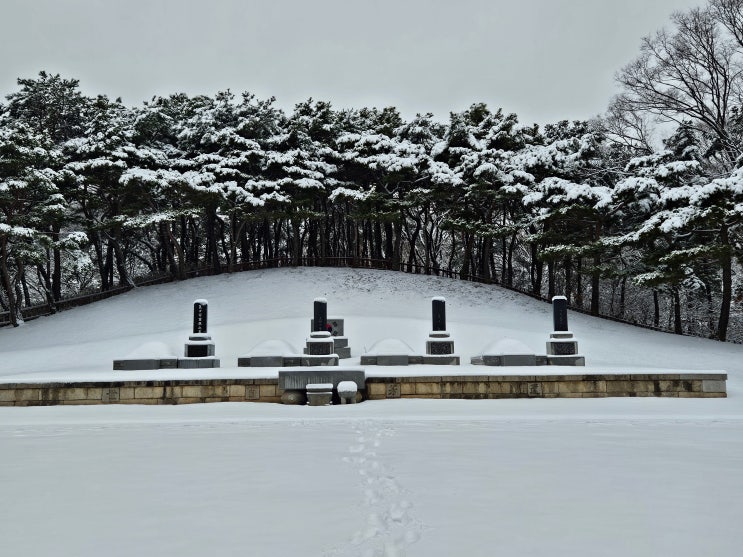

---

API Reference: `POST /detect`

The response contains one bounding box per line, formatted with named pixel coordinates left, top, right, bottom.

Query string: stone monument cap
left=194, top=298, right=208, bottom=305
left=314, top=297, right=328, bottom=304
left=432, top=296, right=446, bottom=302
left=552, top=295, right=567, bottom=301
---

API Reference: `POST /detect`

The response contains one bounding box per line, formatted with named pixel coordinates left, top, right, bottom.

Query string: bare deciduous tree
left=616, top=5, right=743, bottom=167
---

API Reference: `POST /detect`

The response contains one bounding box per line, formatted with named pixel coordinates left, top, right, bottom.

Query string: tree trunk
left=673, top=288, right=683, bottom=335
left=291, top=218, right=301, bottom=266
left=653, top=290, right=660, bottom=328
left=111, top=229, right=134, bottom=288
left=52, top=223, right=62, bottom=301
left=717, top=226, right=732, bottom=341
left=590, top=255, right=600, bottom=316
left=0, top=237, right=21, bottom=327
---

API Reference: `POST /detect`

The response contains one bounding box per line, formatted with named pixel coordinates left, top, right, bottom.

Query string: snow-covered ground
left=1, top=268, right=742, bottom=556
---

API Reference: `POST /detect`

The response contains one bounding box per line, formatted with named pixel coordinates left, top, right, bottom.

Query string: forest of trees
left=1, top=0, right=743, bottom=341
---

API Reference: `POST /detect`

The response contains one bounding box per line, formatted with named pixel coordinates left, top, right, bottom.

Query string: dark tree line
left=1, top=0, right=743, bottom=341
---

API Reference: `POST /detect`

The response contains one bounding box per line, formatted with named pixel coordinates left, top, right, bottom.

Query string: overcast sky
left=1, top=0, right=703, bottom=125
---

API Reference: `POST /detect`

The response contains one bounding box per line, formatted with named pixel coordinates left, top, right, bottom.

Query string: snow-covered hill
left=0, top=266, right=741, bottom=386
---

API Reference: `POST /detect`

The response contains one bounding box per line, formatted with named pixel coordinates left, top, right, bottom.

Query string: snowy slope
left=0, top=267, right=740, bottom=386
left=1, top=268, right=742, bottom=557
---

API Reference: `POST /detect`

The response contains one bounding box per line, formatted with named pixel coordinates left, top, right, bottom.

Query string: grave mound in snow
left=478, top=338, right=536, bottom=356
left=365, top=338, right=416, bottom=355
left=124, top=341, right=176, bottom=359
left=0, top=266, right=738, bottom=386
left=244, top=339, right=298, bottom=356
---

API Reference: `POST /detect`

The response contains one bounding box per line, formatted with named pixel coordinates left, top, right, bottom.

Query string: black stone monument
left=546, top=295, right=584, bottom=366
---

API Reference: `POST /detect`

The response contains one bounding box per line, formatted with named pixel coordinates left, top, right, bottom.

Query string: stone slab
left=546, top=340, right=578, bottom=356
left=421, top=355, right=460, bottom=365
left=702, top=379, right=726, bottom=393
left=307, top=392, right=333, bottom=406
left=306, top=383, right=334, bottom=393
left=305, top=338, right=334, bottom=356
left=177, top=358, right=221, bottom=369
left=237, top=355, right=284, bottom=367
left=335, top=346, right=352, bottom=359
left=378, top=354, right=411, bottom=366
left=301, top=355, right=339, bottom=367
left=426, top=339, right=454, bottom=355
left=471, top=354, right=538, bottom=366
left=279, top=368, right=366, bottom=391
left=113, top=359, right=161, bottom=371
left=547, top=355, right=585, bottom=366
left=184, top=342, right=215, bottom=358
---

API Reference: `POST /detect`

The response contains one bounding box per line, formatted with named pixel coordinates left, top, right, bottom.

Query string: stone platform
left=0, top=370, right=726, bottom=406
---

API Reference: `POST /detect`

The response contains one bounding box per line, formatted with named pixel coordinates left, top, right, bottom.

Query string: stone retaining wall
left=0, top=378, right=282, bottom=406
left=0, top=373, right=727, bottom=406
left=365, top=373, right=728, bottom=400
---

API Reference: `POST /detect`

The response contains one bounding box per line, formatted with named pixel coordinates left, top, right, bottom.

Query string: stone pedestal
left=304, top=331, right=335, bottom=355
left=332, top=336, right=351, bottom=359
left=306, top=383, right=334, bottom=406
left=184, top=334, right=215, bottom=358
left=113, top=358, right=179, bottom=371
left=546, top=332, right=585, bottom=366
left=426, top=331, right=455, bottom=355
left=177, top=357, right=221, bottom=368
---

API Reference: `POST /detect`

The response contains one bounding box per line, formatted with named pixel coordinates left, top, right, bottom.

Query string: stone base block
left=113, top=358, right=179, bottom=371
left=301, top=355, right=339, bottom=367
left=378, top=354, right=410, bottom=366
left=360, top=354, right=411, bottom=366
left=422, top=355, right=460, bottom=365
left=185, top=339, right=215, bottom=358
left=304, top=338, right=335, bottom=356
left=237, top=355, right=284, bottom=367
left=546, top=341, right=579, bottom=356
left=426, top=339, right=455, bottom=355
left=333, top=337, right=349, bottom=349
left=113, top=358, right=159, bottom=370
left=335, top=346, right=352, bottom=359
left=361, top=354, right=457, bottom=365
left=546, top=331, right=579, bottom=357
left=177, top=358, right=220, bottom=369
left=281, top=389, right=307, bottom=405
left=547, top=355, right=585, bottom=366
left=471, top=354, right=538, bottom=366
left=307, top=391, right=333, bottom=406
left=279, top=368, right=366, bottom=392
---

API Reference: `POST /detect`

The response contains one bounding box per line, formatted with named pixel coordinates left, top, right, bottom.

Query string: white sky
left=0, top=0, right=703, bottom=125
